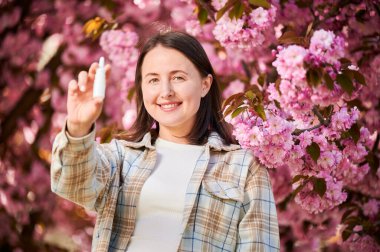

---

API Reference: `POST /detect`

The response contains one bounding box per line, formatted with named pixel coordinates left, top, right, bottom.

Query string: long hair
left=117, top=31, right=235, bottom=145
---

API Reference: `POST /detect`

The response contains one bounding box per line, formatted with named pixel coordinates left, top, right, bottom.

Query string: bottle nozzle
left=99, top=57, right=105, bottom=68
left=93, top=57, right=106, bottom=99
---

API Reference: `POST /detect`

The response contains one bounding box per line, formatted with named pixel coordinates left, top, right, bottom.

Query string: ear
left=201, top=74, right=213, bottom=97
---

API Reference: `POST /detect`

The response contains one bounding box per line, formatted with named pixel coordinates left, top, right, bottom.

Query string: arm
left=50, top=123, right=123, bottom=212
left=236, top=162, right=280, bottom=252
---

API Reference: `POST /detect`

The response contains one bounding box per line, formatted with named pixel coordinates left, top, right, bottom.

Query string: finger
left=78, top=71, right=88, bottom=92
left=87, top=62, right=99, bottom=89
left=88, top=62, right=98, bottom=80
left=105, top=64, right=112, bottom=80
left=68, top=79, right=79, bottom=96
left=93, top=97, right=104, bottom=105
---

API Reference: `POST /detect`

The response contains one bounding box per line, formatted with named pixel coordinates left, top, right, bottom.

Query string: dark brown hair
left=118, top=31, right=235, bottom=145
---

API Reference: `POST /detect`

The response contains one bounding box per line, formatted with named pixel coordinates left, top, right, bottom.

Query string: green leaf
left=306, top=142, right=320, bottom=162
left=249, top=0, right=270, bottom=9
left=274, top=99, right=281, bottom=109
left=231, top=106, right=247, bottom=118
left=312, top=177, right=326, bottom=197
left=278, top=31, right=306, bottom=46
left=198, top=7, right=208, bottom=25
left=341, top=209, right=356, bottom=222
left=339, top=58, right=352, bottom=67
left=346, top=99, right=365, bottom=111
left=222, top=92, right=244, bottom=112
left=258, top=74, right=265, bottom=86
left=228, top=8, right=235, bottom=20
left=216, top=0, right=237, bottom=20
left=305, top=22, right=313, bottom=37
left=251, top=85, right=263, bottom=101
left=342, top=69, right=354, bottom=79
left=245, top=90, right=255, bottom=100
left=348, top=123, right=360, bottom=144
left=323, top=73, right=334, bottom=90
left=320, top=105, right=334, bottom=118
left=223, top=100, right=243, bottom=118
left=292, top=175, right=308, bottom=184
left=342, top=229, right=352, bottom=241
left=340, top=131, right=351, bottom=140
left=353, top=71, right=366, bottom=85
left=232, top=1, right=244, bottom=20
left=336, top=73, right=354, bottom=96
left=306, top=68, right=323, bottom=87
left=275, top=78, right=282, bottom=95
left=366, top=151, right=380, bottom=175
left=254, top=103, right=266, bottom=120
left=291, top=180, right=308, bottom=200
left=344, top=216, right=361, bottom=226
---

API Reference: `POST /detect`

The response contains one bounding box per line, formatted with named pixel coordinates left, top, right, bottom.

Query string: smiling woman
left=122, top=31, right=235, bottom=146
left=140, top=45, right=212, bottom=143
left=50, top=31, right=280, bottom=252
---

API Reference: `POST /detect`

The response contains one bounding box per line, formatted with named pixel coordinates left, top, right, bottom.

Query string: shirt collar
left=120, top=131, right=240, bottom=152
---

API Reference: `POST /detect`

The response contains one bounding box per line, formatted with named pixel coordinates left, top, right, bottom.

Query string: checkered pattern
left=51, top=124, right=280, bottom=251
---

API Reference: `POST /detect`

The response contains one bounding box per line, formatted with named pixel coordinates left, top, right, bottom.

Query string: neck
left=158, top=126, right=191, bottom=144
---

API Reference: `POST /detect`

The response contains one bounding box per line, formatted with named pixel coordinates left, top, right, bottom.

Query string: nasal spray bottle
left=93, top=57, right=106, bottom=99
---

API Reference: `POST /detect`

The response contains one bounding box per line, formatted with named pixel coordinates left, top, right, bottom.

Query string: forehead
left=141, top=45, right=197, bottom=75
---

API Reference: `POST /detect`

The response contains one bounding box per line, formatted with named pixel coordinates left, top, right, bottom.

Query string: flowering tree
left=0, top=0, right=379, bottom=251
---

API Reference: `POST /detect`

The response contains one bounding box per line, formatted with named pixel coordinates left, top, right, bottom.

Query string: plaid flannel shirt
left=51, top=125, right=280, bottom=252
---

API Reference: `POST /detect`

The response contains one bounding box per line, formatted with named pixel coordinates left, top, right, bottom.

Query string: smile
left=158, top=102, right=182, bottom=111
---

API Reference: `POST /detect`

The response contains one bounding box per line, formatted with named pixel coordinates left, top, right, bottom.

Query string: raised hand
left=67, top=62, right=111, bottom=137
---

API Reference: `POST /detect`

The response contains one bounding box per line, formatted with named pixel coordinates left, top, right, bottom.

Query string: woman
left=51, top=31, right=280, bottom=252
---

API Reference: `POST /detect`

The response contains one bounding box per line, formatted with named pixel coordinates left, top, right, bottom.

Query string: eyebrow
left=144, top=70, right=188, bottom=78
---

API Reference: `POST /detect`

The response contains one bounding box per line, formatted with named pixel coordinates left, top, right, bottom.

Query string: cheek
left=141, top=87, right=156, bottom=103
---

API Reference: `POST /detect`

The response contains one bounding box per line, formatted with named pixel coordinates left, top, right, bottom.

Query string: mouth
left=158, top=102, right=182, bottom=111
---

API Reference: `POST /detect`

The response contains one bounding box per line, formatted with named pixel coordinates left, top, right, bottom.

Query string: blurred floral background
left=0, top=0, right=379, bottom=251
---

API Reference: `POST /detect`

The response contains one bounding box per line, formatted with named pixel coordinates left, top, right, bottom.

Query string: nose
left=160, top=80, right=174, bottom=98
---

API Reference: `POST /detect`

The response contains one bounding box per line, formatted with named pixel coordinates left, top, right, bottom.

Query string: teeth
left=161, top=103, right=178, bottom=109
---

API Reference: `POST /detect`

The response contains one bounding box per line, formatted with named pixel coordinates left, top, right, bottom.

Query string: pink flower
left=294, top=172, right=347, bottom=214
left=342, top=234, right=380, bottom=252
left=122, top=105, right=137, bottom=130
left=309, top=29, right=345, bottom=66
left=249, top=7, right=270, bottom=26
left=212, top=6, right=276, bottom=51
left=272, top=45, right=307, bottom=80
left=133, top=0, right=160, bottom=9
left=331, top=106, right=358, bottom=131
left=318, top=151, right=338, bottom=170
left=363, top=199, right=379, bottom=218
left=297, top=131, right=313, bottom=149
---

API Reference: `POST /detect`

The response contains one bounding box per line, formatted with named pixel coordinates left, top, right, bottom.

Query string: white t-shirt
left=126, top=138, right=204, bottom=252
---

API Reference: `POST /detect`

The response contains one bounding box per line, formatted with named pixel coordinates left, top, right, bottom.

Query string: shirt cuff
left=61, top=120, right=96, bottom=150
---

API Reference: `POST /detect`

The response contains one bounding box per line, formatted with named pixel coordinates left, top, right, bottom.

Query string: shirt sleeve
left=50, top=121, right=123, bottom=212
left=236, top=161, right=280, bottom=252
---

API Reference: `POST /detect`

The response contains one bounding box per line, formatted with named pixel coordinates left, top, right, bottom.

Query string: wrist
left=66, top=121, right=92, bottom=137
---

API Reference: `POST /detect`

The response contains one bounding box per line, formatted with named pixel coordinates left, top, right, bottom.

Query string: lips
left=158, top=102, right=182, bottom=111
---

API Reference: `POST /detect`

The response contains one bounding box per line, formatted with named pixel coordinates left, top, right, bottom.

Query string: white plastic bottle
left=93, top=57, right=106, bottom=99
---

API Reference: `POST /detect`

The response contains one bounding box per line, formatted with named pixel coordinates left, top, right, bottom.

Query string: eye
left=148, top=78, right=159, bottom=84
left=172, top=76, right=185, bottom=81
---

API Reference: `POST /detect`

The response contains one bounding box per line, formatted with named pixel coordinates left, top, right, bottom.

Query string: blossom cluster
left=100, top=29, right=139, bottom=86
left=227, top=101, right=371, bottom=214
left=99, top=29, right=139, bottom=125
left=213, top=6, right=277, bottom=50
left=269, top=29, right=350, bottom=120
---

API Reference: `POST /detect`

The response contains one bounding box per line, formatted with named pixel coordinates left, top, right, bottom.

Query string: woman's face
left=141, top=45, right=212, bottom=141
